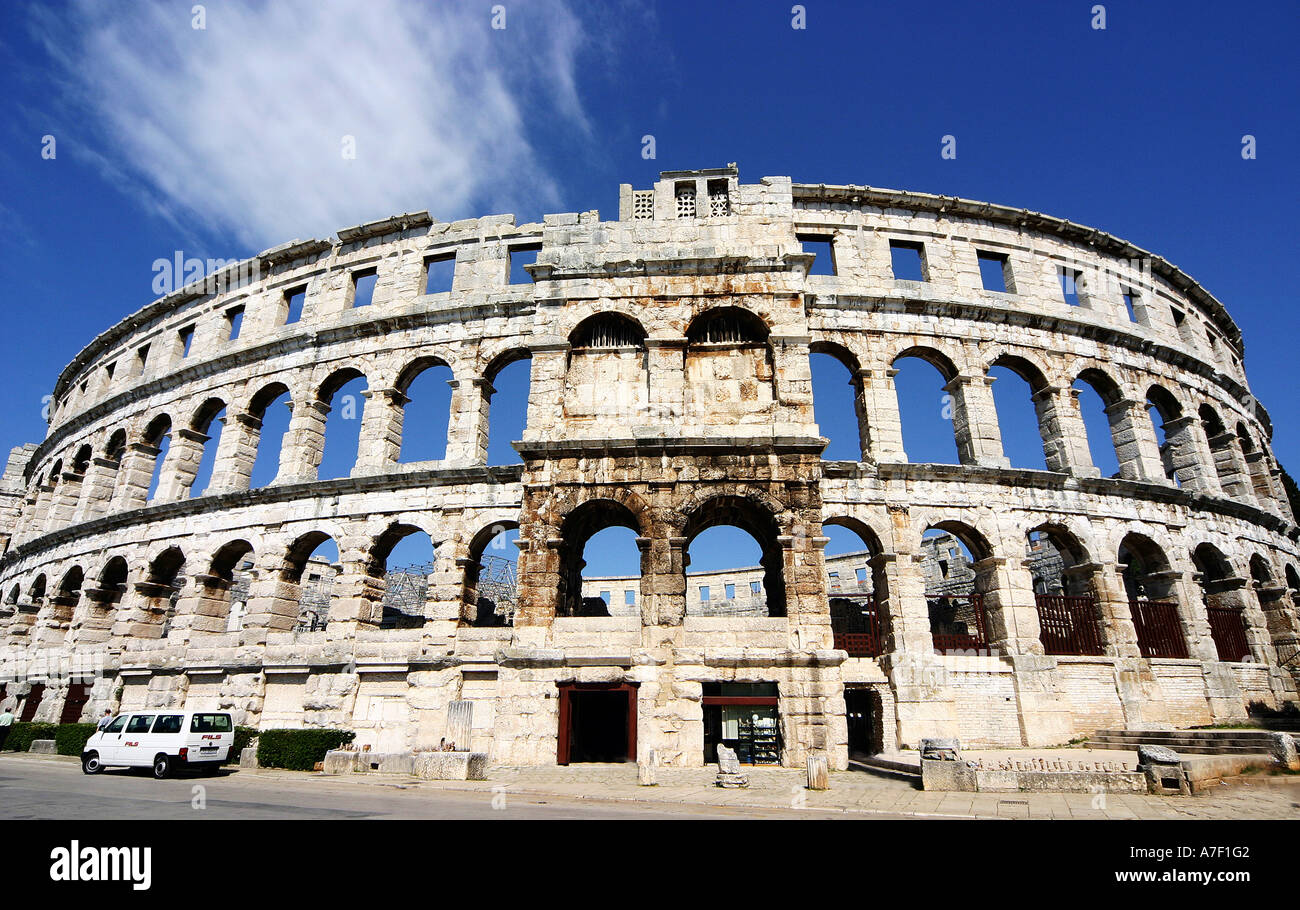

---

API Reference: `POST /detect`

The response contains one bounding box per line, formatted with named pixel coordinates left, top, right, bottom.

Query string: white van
left=82, top=710, right=234, bottom=778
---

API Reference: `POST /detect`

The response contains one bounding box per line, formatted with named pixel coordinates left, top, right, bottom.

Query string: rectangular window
left=725, top=583, right=736, bottom=600
left=1205, top=326, right=1218, bottom=351
left=700, top=585, right=710, bottom=602
left=855, top=567, right=867, bottom=584
left=226, top=305, right=244, bottom=340
left=889, top=240, right=926, bottom=281
left=1121, top=287, right=1140, bottom=323
left=799, top=235, right=837, bottom=276
left=351, top=268, right=378, bottom=308
left=104, top=362, right=116, bottom=382
left=632, top=190, right=654, bottom=220
left=125, top=715, right=155, bottom=733
left=179, top=325, right=195, bottom=358
left=624, top=589, right=635, bottom=605
left=136, top=344, right=150, bottom=376
left=750, top=581, right=761, bottom=595
left=284, top=287, right=306, bottom=324
left=151, top=715, right=184, bottom=734
left=977, top=250, right=1012, bottom=293
left=424, top=252, right=456, bottom=294
left=675, top=181, right=697, bottom=218
left=508, top=243, right=541, bottom=284
left=707, top=178, right=730, bottom=217
left=1059, top=266, right=1083, bottom=306
left=599, top=590, right=611, bottom=604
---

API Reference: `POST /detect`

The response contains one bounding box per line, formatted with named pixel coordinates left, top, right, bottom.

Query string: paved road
left=0, top=756, right=852, bottom=820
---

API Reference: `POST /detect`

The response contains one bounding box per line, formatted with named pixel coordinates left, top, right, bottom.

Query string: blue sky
left=1, top=0, right=1295, bottom=579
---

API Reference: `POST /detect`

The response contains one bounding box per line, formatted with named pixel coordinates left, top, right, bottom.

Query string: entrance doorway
left=702, top=682, right=781, bottom=765
left=845, top=687, right=882, bottom=756
left=557, top=682, right=637, bottom=764
left=59, top=682, right=91, bottom=724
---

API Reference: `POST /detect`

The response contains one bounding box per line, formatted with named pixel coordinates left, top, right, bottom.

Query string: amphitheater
left=2, top=164, right=1298, bottom=769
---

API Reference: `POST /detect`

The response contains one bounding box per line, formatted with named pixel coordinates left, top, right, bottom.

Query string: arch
left=485, top=348, right=533, bottom=383
left=142, top=415, right=173, bottom=503
left=1192, top=542, right=1253, bottom=662
left=465, top=519, right=520, bottom=627
left=70, top=444, right=92, bottom=475
left=891, top=345, right=959, bottom=383
left=189, top=397, right=227, bottom=433
left=1027, top=524, right=1103, bottom=655
left=5, top=583, right=20, bottom=605
left=1146, top=386, right=1188, bottom=486
left=1118, top=533, right=1188, bottom=659
left=57, top=565, right=84, bottom=597
left=987, top=355, right=1050, bottom=470
left=682, top=494, right=785, bottom=618
left=810, top=344, right=867, bottom=461
left=318, top=369, right=368, bottom=480
left=685, top=306, right=770, bottom=344
left=1285, top=564, right=1300, bottom=600
left=568, top=312, right=647, bottom=349
left=557, top=500, right=644, bottom=618
left=317, top=367, right=366, bottom=403
left=28, top=574, right=47, bottom=604
left=1248, top=553, right=1273, bottom=586
left=485, top=351, right=532, bottom=466
left=103, top=429, right=127, bottom=462
left=141, top=414, right=172, bottom=447
left=97, top=556, right=130, bottom=594
left=365, top=522, right=436, bottom=629
left=823, top=516, right=886, bottom=657
left=396, top=357, right=454, bottom=463
left=188, top=400, right=228, bottom=497
left=281, top=531, right=341, bottom=632
left=248, top=382, right=293, bottom=488
left=921, top=524, right=989, bottom=653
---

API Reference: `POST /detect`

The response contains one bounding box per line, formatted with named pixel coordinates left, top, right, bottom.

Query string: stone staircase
left=849, top=752, right=922, bottom=785
left=1088, top=728, right=1286, bottom=755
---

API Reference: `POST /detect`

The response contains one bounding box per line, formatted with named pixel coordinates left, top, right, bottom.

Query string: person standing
left=0, top=705, right=15, bottom=752
left=96, top=710, right=113, bottom=731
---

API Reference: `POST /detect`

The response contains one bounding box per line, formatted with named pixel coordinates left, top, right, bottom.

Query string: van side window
left=105, top=716, right=127, bottom=733
left=190, top=713, right=232, bottom=733
left=125, top=715, right=154, bottom=733
left=152, top=715, right=184, bottom=734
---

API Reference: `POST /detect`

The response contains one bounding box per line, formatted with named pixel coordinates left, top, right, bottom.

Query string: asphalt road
left=0, top=756, right=832, bottom=820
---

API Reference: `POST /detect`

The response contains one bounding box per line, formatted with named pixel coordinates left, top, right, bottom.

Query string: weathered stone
left=1137, top=744, right=1182, bottom=765
left=1267, top=732, right=1299, bottom=770
left=806, top=750, right=830, bottom=790
left=28, top=739, right=57, bottom=754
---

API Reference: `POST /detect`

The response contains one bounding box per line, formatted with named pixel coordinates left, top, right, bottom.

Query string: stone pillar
left=111, top=580, right=176, bottom=640
left=112, top=443, right=161, bottom=511
left=521, top=346, right=563, bottom=445
left=153, top=428, right=207, bottom=502
left=207, top=412, right=259, bottom=493
left=167, top=573, right=235, bottom=642
left=275, top=399, right=330, bottom=484
left=1162, top=414, right=1215, bottom=493
left=445, top=378, right=493, bottom=465
left=1206, top=431, right=1255, bottom=502
left=67, top=587, right=122, bottom=648
left=859, top=368, right=907, bottom=463
left=946, top=374, right=1009, bottom=468
left=643, top=535, right=686, bottom=628
left=1084, top=561, right=1141, bottom=658
left=1243, top=450, right=1282, bottom=515
left=645, top=338, right=687, bottom=424
left=978, top=556, right=1042, bottom=656
left=324, top=557, right=385, bottom=638
left=74, top=456, right=120, bottom=522
left=874, top=552, right=932, bottom=655
left=241, top=557, right=307, bottom=645
left=354, top=388, right=406, bottom=474
left=769, top=334, right=815, bottom=427
left=1108, top=398, right=1164, bottom=483
left=785, top=533, right=831, bottom=647
left=424, top=544, right=467, bottom=636
left=1033, top=385, right=1099, bottom=477
left=43, top=472, right=83, bottom=533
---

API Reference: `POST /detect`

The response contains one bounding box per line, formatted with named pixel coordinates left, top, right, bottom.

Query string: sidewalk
left=12, top=752, right=1299, bottom=818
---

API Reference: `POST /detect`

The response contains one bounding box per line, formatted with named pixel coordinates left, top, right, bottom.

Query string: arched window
left=921, top=524, right=990, bottom=653
left=892, top=348, right=959, bottom=464
left=1191, top=543, right=1251, bottom=662
left=248, top=383, right=292, bottom=488
left=823, top=518, right=885, bottom=657
left=143, top=415, right=173, bottom=503
left=988, top=356, right=1048, bottom=470
left=142, top=547, right=186, bottom=638
left=1072, top=370, right=1124, bottom=478
left=684, top=308, right=774, bottom=425
left=556, top=501, right=643, bottom=618
left=464, top=521, right=519, bottom=627
left=1119, top=534, right=1187, bottom=658
left=397, top=359, right=454, bottom=463
left=683, top=496, right=784, bottom=618
left=486, top=352, right=531, bottom=466
left=810, top=343, right=866, bottom=461
left=187, top=398, right=227, bottom=497
left=368, top=523, right=437, bottom=629
left=565, top=314, right=647, bottom=422
left=1146, top=386, right=1185, bottom=486
left=282, top=533, right=340, bottom=632
left=1027, top=526, right=1103, bottom=655
left=318, top=370, right=368, bottom=480
left=193, top=540, right=255, bottom=635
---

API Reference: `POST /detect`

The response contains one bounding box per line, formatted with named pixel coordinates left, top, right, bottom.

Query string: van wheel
left=82, top=752, right=102, bottom=775
left=152, top=754, right=172, bottom=779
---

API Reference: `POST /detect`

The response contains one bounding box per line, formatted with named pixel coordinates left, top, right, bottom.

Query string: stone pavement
left=257, top=760, right=1300, bottom=820
left=11, top=752, right=1298, bottom=818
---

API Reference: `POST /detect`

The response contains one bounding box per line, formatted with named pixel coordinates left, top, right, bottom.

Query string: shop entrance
left=702, top=682, right=781, bottom=765
left=845, top=687, right=882, bottom=756
left=557, top=682, right=637, bottom=764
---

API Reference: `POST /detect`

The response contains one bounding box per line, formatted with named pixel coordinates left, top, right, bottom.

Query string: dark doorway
left=557, top=682, right=636, bottom=764
left=19, top=682, right=45, bottom=721
left=845, top=687, right=882, bottom=756
left=59, top=682, right=91, bottom=724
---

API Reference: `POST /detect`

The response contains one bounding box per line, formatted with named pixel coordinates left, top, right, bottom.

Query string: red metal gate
left=930, top=594, right=988, bottom=654
left=1130, top=600, right=1189, bottom=659
left=1206, top=606, right=1251, bottom=662
left=1035, top=595, right=1104, bottom=656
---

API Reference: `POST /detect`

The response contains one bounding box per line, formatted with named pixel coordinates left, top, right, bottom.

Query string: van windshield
left=190, top=714, right=232, bottom=733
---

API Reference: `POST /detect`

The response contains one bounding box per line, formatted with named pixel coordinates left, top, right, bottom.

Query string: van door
left=187, top=712, right=234, bottom=762
left=119, top=714, right=156, bottom=767
left=150, top=714, right=185, bottom=758
left=95, top=714, right=129, bottom=763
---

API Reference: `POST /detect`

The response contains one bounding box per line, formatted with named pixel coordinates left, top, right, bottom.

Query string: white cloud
left=37, top=0, right=589, bottom=247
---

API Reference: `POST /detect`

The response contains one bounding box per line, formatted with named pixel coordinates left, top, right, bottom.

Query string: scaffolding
left=476, top=554, right=517, bottom=625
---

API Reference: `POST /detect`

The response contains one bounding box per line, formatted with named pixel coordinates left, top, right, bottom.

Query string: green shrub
left=256, top=728, right=354, bottom=771
left=54, top=723, right=98, bottom=756
left=3, top=722, right=58, bottom=752
left=226, top=726, right=258, bottom=765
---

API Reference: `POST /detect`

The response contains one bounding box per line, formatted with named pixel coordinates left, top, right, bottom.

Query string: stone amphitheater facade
left=2, top=164, right=1298, bottom=769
